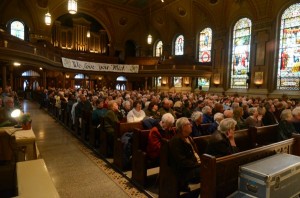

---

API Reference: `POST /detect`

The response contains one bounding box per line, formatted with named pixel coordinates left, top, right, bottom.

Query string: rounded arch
left=154, top=40, right=163, bottom=57
left=173, top=34, right=184, bottom=56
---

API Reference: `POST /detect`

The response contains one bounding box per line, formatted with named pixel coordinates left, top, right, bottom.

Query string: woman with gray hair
left=190, top=111, right=204, bottom=137
left=169, top=117, right=201, bottom=191
left=245, top=107, right=263, bottom=127
left=206, top=118, right=239, bottom=157
left=278, top=109, right=297, bottom=141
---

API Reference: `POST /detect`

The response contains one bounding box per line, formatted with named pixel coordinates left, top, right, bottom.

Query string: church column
left=9, top=65, right=13, bottom=89
left=62, top=72, right=66, bottom=89
left=43, top=70, right=47, bottom=89
left=144, top=77, right=148, bottom=90
left=2, top=65, right=7, bottom=88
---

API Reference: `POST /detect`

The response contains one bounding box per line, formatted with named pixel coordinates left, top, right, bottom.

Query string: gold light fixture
left=87, top=30, right=90, bottom=38
left=68, top=0, right=77, bottom=14
left=147, top=34, right=152, bottom=44
left=45, top=12, right=51, bottom=26
left=254, top=72, right=263, bottom=88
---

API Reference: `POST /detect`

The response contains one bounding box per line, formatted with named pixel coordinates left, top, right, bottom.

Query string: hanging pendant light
left=68, top=0, right=77, bottom=14
left=147, top=34, right=152, bottom=44
left=45, top=12, right=51, bottom=26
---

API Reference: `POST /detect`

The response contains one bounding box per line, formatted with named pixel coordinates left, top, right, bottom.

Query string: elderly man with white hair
left=190, top=111, right=204, bottom=137
left=206, top=118, right=239, bottom=157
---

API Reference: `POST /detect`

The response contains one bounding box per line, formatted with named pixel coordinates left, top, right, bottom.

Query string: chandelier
left=45, top=12, right=51, bottom=26
left=68, top=0, right=77, bottom=14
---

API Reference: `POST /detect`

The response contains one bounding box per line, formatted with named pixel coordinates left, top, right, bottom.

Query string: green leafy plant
left=20, top=113, right=31, bottom=124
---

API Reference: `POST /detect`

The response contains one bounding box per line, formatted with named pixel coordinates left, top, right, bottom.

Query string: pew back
left=200, top=134, right=300, bottom=198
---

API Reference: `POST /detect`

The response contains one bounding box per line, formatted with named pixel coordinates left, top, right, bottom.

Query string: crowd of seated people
left=35, top=87, right=300, bottom=161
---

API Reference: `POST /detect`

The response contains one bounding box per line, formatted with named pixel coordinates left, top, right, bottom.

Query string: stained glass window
left=198, top=28, right=212, bottom=63
left=157, top=76, right=162, bottom=87
left=197, top=77, right=210, bottom=91
left=175, top=35, right=184, bottom=55
left=230, top=18, right=252, bottom=89
left=277, top=3, right=300, bottom=90
left=11, top=21, right=24, bottom=40
left=74, top=74, right=84, bottom=79
left=155, top=41, right=163, bottom=57
left=174, top=77, right=182, bottom=87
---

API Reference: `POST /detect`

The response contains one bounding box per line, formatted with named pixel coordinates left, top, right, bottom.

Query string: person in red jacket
left=146, top=113, right=175, bottom=162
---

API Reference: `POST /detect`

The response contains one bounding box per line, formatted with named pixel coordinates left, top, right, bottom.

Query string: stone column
left=2, top=65, right=7, bottom=88
left=43, top=70, right=47, bottom=89
left=144, top=77, right=148, bottom=90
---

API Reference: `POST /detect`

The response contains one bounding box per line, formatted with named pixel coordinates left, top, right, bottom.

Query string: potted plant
left=20, top=112, right=32, bottom=130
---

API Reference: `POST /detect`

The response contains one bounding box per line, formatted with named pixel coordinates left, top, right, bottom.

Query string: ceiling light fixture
left=68, top=0, right=77, bottom=14
left=13, top=62, right=21, bottom=66
left=45, top=12, right=51, bottom=26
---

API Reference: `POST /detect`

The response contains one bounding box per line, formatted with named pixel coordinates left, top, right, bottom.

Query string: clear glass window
left=11, top=21, right=25, bottom=40
left=155, top=41, right=163, bottom=57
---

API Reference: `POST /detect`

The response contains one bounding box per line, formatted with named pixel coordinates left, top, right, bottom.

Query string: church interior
left=1, top=0, right=300, bottom=197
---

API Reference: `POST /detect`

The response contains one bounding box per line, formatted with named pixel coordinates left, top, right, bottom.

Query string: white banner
left=61, top=57, right=139, bottom=73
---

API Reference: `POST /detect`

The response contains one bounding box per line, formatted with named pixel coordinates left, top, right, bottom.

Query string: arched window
left=10, top=21, right=25, bottom=40
left=230, top=18, right=252, bottom=89
left=74, top=74, right=84, bottom=79
left=157, top=76, right=162, bottom=87
left=174, top=35, right=184, bottom=55
left=21, top=70, right=40, bottom=77
left=155, top=41, right=163, bottom=57
left=198, top=28, right=212, bottom=63
left=277, top=3, right=300, bottom=90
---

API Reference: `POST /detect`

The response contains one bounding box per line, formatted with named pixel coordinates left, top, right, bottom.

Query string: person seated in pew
left=144, top=101, right=161, bottom=120
left=190, top=111, right=204, bottom=137
left=278, top=109, right=297, bottom=141
left=262, top=102, right=278, bottom=126
left=233, top=107, right=247, bottom=130
left=202, top=106, right=214, bottom=123
left=245, top=107, right=263, bottom=127
left=206, top=118, right=239, bottom=157
left=0, top=96, right=17, bottom=127
left=292, top=107, right=300, bottom=133
left=92, top=99, right=107, bottom=127
left=104, top=100, right=120, bottom=155
left=169, top=117, right=201, bottom=192
left=147, top=113, right=176, bottom=163
left=207, top=112, right=224, bottom=134
left=127, top=101, right=146, bottom=123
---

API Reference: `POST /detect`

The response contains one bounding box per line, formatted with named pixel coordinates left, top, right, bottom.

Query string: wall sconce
left=162, top=77, right=168, bottom=85
left=254, top=72, right=263, bottom=88
left=184, top=77, right=190, bottom=85
left=87, top=30, right=90, bottom=38
left=98, top=76, right=103, bottom=80
left=13, top=62, right=21, bottom=67
left=213, top=73, right=221, bottom=87
left=66, top=74, right=70, bottom=79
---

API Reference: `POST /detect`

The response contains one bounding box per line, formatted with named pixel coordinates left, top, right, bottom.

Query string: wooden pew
left=200, top=134, right=300, bottom=198
left=158, top=129, right=252, bottom=198
left=17, top=159, right=59, bottom=198
left=113, top=121, right=143, bottom=170
left=248, top=124, right=279, bottom=147
left=131, top=129, right=152, bottom=187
